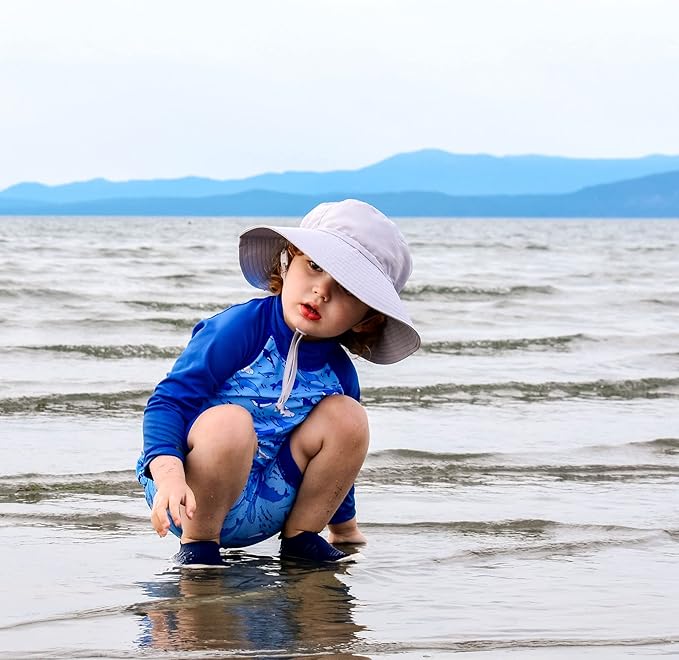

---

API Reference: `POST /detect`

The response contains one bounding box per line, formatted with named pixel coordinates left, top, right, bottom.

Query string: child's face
left=281, top=252, right=371, bottom=339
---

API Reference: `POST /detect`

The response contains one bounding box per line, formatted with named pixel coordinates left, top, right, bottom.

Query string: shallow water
left=1, top=216, right=678, bottom=658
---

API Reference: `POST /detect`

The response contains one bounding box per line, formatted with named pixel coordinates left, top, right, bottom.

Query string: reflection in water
left=133, top=551, right=367, bottom=657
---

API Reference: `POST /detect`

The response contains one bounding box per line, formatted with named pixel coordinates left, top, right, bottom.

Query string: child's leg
left=284, top=395, right=369, bottom=538
left=181, top=404, right=257, bottom=543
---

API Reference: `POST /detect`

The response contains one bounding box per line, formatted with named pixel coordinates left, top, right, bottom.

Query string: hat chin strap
left=275, top=327, right=306, bottom=413
left=274, top=248, right=306, bottom=413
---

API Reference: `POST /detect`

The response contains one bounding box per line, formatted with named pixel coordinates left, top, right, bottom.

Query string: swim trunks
left=139, top=438, right=302, bottom=547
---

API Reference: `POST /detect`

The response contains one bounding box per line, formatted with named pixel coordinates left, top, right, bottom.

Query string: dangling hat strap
left=275, top=328, right=306, bottom=413
left=274, top=248, right=308, bottom=412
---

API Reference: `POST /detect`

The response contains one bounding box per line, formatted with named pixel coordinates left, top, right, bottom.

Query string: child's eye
left=308, top=260, right=323, bottom=272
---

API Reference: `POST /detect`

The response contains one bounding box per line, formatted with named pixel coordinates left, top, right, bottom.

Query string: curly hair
left=267, top=242, right=386, bottom=360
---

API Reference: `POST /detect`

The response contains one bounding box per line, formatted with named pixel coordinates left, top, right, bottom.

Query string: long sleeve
left=140, top=299, right=267, bottom=477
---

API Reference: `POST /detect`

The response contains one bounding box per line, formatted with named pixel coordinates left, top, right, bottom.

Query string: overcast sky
left=1, top=0, right=678, bottom=189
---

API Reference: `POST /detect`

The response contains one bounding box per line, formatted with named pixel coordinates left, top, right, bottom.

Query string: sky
left=2, top=0, right=679, bottom=189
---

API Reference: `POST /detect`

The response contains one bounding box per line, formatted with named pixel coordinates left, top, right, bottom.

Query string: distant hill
left=1, top=170, right=678, bottom=217
left=4, top=150, right=679, bottom=203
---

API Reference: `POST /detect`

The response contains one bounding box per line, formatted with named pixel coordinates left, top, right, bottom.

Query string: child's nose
left=313, top=273, right=334, bottom=300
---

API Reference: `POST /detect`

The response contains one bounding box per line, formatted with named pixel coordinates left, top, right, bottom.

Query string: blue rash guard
left=136, top=294, right=359, bottom=546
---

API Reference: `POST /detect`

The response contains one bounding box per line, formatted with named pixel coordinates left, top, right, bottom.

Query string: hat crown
left=300, top=199, right=412, bottom=292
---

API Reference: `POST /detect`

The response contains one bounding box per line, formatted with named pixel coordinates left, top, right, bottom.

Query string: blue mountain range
left=1, top=149, right=678, bottom=216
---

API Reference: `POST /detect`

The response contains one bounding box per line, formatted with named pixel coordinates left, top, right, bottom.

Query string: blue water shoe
left=280, top=531, right=355, bottom=563
left=172, top=541, right=225, bottom=568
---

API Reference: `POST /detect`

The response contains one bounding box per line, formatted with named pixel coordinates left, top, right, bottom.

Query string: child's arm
left=141, top=301, right=264, bottom=479
left=148, top=455, right=197, bottom=537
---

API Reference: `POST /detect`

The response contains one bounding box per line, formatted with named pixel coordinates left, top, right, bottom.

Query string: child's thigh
left=139, top=439, right=301, bottom=546
left=219, top=439, right=302, bottom=548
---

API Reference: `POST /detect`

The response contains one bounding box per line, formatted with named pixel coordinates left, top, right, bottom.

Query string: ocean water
left=0, top=216, right=678, bottom=659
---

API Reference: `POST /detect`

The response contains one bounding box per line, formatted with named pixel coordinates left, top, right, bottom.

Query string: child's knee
left=316, top=395, right=370, bottom=449
left=319, top=395, right=369, bottom=441
left=187, top=404, right=257, bottom=457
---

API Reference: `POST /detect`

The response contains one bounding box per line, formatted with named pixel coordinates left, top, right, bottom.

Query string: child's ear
left=352, top=313, right=385, bottom=334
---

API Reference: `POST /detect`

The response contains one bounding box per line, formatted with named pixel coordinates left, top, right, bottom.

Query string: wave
left=369, top=442, right=679, bottom=464
left=362, top=518, right=656, bottom=536
left=71, top=316, right=199, bottom=330
left=14, top=344, right=183, bottom=359
left=370, top=443, right=679, bottom=461
left=419, top=333, right=585, bottom=355
left=360, top=462, right=679, bottom=486
left=408, top=240, right=550, bottom=251
left=139, top=272, right=202, bottom=282
left=0, top=286, right=89, bottom=300
left=366, top=635, right=679, bottom=654
left=440, top=529, right=673, bottom=563
left=361, top=448, right=679, bottom=485
left=123, top=300, right=229, bottom=312
left=368, top=448, right=495, bottom=461
left=627, top=437, right=679, bottom=454
left=626, top=244, right=678, bottom=252
left=17, top=316, right=200, bottom=331
left=361, top=377, right=679, bottom=407
left=2, top=378, right=678, bottom=418
left=138, top=316, right=198, bottom=329
left=7, top=442, right=679, bottom=508
left=400, top=284, right=558, bottom=300
left=641, top=298, right=679, bottom=307
left=0, top=511, right=147, bottom=532
left=94, top=246, right=153, bottom=257
left=0, top=390, right=149, bottom=417
left=0, top=470, right=139, bottom=503
left=5, top=333, right=586, bottom=361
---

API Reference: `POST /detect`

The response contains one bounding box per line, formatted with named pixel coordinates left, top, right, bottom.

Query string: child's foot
left=280, top=531, right=357, bottom=563
left=172, top=541, right=225, bottom=568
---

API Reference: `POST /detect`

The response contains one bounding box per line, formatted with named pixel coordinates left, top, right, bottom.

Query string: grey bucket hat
left=238, top=199, right=421, bottom=364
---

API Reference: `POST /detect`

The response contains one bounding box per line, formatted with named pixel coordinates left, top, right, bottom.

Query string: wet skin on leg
left=151, top=395, right=368, bottom=550
left=284, top=394, right=369, bottom=539
left=180, top=404, right=257, bottom=543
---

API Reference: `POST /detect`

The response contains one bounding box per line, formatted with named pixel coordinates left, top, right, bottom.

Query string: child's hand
left=148, top=456, right=197, bottom=537
left=150, top=481, right=197, bottom=537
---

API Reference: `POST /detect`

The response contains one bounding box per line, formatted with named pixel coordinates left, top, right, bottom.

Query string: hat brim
left=239, top=225, right=421, bottom=364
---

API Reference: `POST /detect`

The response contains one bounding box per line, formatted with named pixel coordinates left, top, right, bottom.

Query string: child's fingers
left=156, top=518, right=169, bottom=537
left=184, top=486, right=197, bottom=519
left=150, top=496, right=171, bottom=536
left=168, top=494, right=183, bottom=528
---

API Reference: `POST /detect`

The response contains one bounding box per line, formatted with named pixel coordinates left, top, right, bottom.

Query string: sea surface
left=0, top=216, right=678, bottom=659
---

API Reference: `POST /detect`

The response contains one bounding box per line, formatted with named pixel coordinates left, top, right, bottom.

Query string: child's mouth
left=300, top=303, right=321, bottom=321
